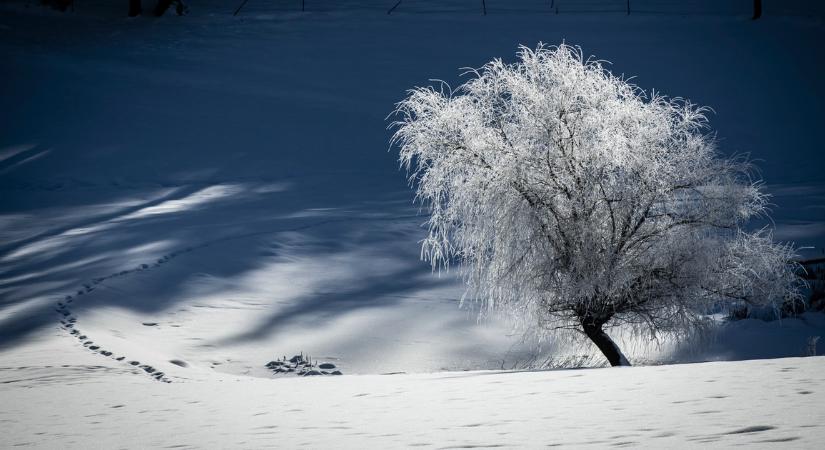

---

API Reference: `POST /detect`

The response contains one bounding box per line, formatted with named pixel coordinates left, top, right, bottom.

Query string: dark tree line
left=39, top=0, right=186, bottom=16
left=42, top=1, right=764, bottom=19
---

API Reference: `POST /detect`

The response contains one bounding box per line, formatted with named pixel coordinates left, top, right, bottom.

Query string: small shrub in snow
left=266, top=353, right=342, bottom=376
left=391, top=44, right=802, bottom=366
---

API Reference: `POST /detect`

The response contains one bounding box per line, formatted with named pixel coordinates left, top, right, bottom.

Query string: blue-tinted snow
left=0, top=0, right=823, bottom=377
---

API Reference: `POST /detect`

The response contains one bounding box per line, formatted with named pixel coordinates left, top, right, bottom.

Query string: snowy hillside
left=1, top=1, right=824, bottom=447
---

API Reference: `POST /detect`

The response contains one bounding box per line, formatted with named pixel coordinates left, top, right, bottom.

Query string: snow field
left=2, top=356, right=823, bottom=448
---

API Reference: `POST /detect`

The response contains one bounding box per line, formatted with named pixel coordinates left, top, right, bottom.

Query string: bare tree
left=153, top=0, right=187, bottom=17
left=127, top=0, right=187, bottom=17
left=391, top=44, right=801, bottom=366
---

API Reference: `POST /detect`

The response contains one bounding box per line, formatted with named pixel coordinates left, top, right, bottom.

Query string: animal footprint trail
left=52, top=214, right=414, bottom=383
left=52, top=248, right=197, bottom=384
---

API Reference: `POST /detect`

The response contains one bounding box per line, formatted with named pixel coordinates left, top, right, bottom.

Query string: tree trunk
left=128, top=0, right=142, bottom=17
left=581, top=318, right=631, bottom=367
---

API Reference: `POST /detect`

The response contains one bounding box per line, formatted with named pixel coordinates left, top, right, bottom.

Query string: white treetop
left=391, top=44, right=801, bottom=366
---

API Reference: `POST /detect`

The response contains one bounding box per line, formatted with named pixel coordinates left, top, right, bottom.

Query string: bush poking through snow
left=266, top=353, right=342, bottom=376
left=391, top=43, right=803, bottom=367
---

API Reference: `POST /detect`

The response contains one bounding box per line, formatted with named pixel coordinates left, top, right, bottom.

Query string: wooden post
left=752, top=0, right=762, bottom=20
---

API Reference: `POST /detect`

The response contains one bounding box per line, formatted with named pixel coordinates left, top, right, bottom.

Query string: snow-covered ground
left=2, top=356, right=824, bottom=448
left=1, top=1, right=824, bottom=447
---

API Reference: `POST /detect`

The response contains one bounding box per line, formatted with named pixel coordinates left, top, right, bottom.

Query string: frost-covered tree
left=391, top=44, right=801, bottom=366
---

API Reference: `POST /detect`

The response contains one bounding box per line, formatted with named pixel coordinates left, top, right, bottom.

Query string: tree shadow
left=217, top=263, right=449, bottom=346
left=0, top=178, right=431, bottom=355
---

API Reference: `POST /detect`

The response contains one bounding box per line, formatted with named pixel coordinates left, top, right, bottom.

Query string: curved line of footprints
left=53, top=214, right=420, bottom=383
left=55, top=249, right=198, bottom=383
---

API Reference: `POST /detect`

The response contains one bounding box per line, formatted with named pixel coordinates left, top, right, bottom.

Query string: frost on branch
left=391, top=44, right=802, bottom=367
